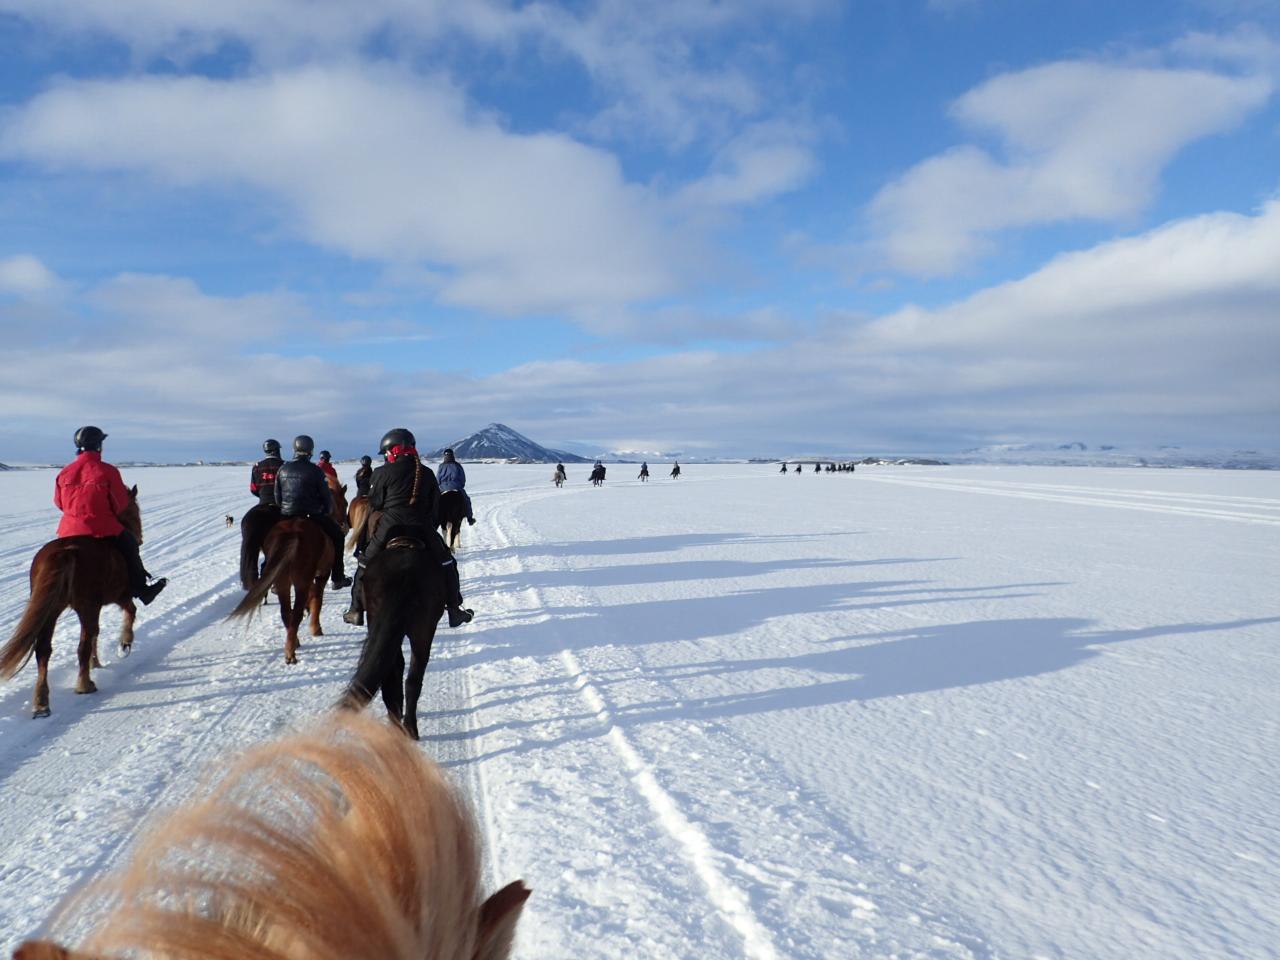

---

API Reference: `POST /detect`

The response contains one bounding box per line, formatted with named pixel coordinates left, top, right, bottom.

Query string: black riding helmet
left=263, top=438, right=281, bottom=455
left=75, top=425, right=107, bottom=452
left=293, top=435, right=315, bottom=458
left=379, top=428, right=416, bottom=457
left=360, top=455, right=372, bottom=467
left=319, top=450, right=331, bottom=462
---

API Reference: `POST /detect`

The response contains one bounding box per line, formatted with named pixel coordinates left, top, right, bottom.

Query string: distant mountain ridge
left=427, top=423, right=591, bottom=463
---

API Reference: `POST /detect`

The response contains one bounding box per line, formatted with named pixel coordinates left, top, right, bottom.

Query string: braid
left=409, top=455, right=422, bottom=506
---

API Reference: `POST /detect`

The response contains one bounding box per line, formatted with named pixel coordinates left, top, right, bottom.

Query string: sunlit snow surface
left=1, top=463, right=1277, bottom=958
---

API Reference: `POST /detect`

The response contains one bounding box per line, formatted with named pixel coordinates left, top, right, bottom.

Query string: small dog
left=225, top=514, right=235, bottom=527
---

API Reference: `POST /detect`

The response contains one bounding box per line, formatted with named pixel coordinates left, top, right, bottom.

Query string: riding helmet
left=263, top=438, right=281, bottom=455
left=379, top=428, right=416, bottom=456
left=74, top=425, right=107, bottom=452
left=293, top=435, right=315, bottom=457
left=319, top=450, right=331, bottom=461
left=360, top=455, right=372, bottom=466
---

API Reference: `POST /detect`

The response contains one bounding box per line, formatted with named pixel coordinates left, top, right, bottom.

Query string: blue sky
left=1, top=0, right=1277, bottom=462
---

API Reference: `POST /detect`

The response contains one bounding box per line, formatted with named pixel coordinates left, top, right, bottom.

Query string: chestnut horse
left=1, top=486, right=144, bottom=718
left=15, top=712, right=530, bottom=960
left=346, top=494, right=370, bottom=553
left=340, top=533, right=447, bottom=740
left=327, top=474, right=350, bottom=534
left=228, top=518, right=333, bottom=664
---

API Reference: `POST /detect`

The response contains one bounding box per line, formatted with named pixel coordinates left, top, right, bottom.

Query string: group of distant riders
left=581, top=460, right=680, bottom=486
left=49, top=425, right=477, bottom=635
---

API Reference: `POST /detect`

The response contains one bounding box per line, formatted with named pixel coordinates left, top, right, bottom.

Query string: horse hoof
left=75, top=681, right=98, bottom=695
left=32, top=707, right=51, bottom=719
left=285, top=654, right=298, bottom=665
left=118, top=643, right=132, bottom=658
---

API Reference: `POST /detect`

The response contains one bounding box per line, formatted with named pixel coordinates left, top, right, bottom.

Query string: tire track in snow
left=483, top=491, right=782, bottom=960
left=861, top=474, right=1280, bottom=525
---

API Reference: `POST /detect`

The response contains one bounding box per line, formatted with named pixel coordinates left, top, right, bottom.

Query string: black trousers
left=112, top=530, right=149, bottom=597
left=305, top=513, right=347, bottom=580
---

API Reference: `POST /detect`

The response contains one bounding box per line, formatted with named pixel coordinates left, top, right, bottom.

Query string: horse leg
left=402, top=613, right=438, bottom=741
left=32, top=625, right=55, bottom=718
left=308, top=574, right=325, bottom=637
left=74, top=607, right=99, bottom=694
left=278, top=583, right=299, bottom=664
left=118, top=600, right=136, bottom=655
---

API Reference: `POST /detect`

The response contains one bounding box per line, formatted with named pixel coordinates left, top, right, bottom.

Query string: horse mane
left=20, top=712, right=528, bottom=960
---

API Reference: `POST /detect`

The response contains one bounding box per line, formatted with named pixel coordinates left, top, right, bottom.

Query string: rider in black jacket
left=342, top=428, right=472, bottom=628
left=353, top=455, right=374, bottom=497
left=240, top=438, right=284, bottom=589
left=274, top=435, right=351, bottom=589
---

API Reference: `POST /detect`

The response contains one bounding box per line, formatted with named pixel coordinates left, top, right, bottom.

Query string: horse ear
left=341, top=484, right=348, bottom=495
left=129, top=484, right=138, bottom=497
left=474, top=880, right=531, bottom=960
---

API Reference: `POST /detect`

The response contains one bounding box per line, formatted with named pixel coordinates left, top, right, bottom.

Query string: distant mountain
left=426, top=423, right=591, bottom=463
left=953, top=443, right=1280, bottom=470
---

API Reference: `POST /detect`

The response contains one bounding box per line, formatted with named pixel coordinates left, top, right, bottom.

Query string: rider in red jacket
left=317, top=450, right=338, bottom=483
left=55, top=426, right=167, bottom=605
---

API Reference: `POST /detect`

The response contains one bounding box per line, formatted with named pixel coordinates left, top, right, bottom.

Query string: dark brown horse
left=228, top=518, right=333, bottom=664
left=438, top=490, right=468, bottom=553
left=340, top=533, right=447, bottom=740
left=1, top=487, right=144, bottom=718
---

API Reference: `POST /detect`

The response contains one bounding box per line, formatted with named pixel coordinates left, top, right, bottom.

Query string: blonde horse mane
left=17, top=713, right=528, bottom=960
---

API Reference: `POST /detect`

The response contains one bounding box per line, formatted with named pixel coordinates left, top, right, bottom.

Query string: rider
left=317, top=449, right=338, bottom=483
left=342, top=428, right=472, bottom=629
left=670, top=461, right=681, bottom=478
left=250, top=438, right=284, bottom=505
left=353, top=455, right=374, bottom=497
left=274, top=435, right=351, bottom=590
left=555, top=461, right=566, bottom=480
left=638, top=461, right=649, bottom=480
left=241, top=438, right=284, bottom=589
left=435, top=448, right=476, bottom=525
left=55, top=426, right=167, bottom=605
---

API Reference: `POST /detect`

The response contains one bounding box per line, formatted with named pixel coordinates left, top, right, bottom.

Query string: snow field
left=1, top=462, right=1277, bottom=958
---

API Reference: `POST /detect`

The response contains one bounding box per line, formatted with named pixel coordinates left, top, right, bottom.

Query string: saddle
left=383, top=523, right=428, bottom=551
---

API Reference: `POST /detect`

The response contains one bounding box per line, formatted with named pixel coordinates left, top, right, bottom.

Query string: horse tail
left=345, top=554, right=420, bottom=703
left=1, top=547, right=75, bottom=679
left=345, top=507, right=368, bottom=553
left=228, top=534, right=299, bottom=620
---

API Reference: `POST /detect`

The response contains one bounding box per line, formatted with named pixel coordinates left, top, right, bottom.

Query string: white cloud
left=0, top=254, right=65, bottom=299
left=9, top=200, right=1275, bottom=459
left=678, top=123, right=818, bottom=207
left=868, top=58, right=1273, bottom=275
left=0, top=66, right=684, bottom=316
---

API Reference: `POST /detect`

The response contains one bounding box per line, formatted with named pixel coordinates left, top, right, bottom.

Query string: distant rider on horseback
left=354, top=455, right=374, bottom=497
left=250, top=438, right=284, bottom=505
left=435, top=449, right=476, bottom=525
left=343, top=428, right=473, bottom=629
left=317, top=449, right=338, bottom=483
left=240, top=438, right=285, bottom=588
left=638, top=461, right=649, bottom=481
left=55, top=426, right=167, bottom=605
left=274, top=436, right=351, bottom=590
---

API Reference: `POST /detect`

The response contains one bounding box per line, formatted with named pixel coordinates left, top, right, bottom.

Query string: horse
left=438, top=490, right=468, bottom=553
left=339, top=533, right=447, bottom=740
left=669, top=463, right=681, bottom=479
left=346, top=494, right=371, bottom=553
left=552, top=469, right=564, bottom=488
left=589, top=464, right=605, bottom=486
left=228, top=518, right=333, bottom=664
left=327, top=475, right=350, bottom=535
left=14, top=711, right=530, bottom=960
left=1, top=487, right=144, bottom=719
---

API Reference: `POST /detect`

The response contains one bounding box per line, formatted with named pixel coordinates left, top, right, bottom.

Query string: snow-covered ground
left=1, top=462, right=1277, bottom=958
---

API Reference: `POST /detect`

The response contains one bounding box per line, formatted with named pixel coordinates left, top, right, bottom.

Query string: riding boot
left=317, top=514, right=351, bottom=588
left=114, top=530, right=167, bottom=605
left=342, top=564, right=365, bottom=626
left=428, top=533, right=472, bottom=626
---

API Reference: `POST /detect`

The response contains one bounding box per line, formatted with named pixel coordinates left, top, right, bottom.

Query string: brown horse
left=327, top=475, right=350, bottom=535
left=345, top=494, right=370, bottom=553
left=14, top=712, right=530, bottom=960
left=228, top=518, right=333, bottom=664
left=340, top=534, right=447, bottom=740
left=438, top=490, right=468, bottom=553
left=1, top=487, right=144, bottom=718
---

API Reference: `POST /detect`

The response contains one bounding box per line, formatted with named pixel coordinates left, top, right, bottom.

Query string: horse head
left=119, top=484, right=143, bottom=545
